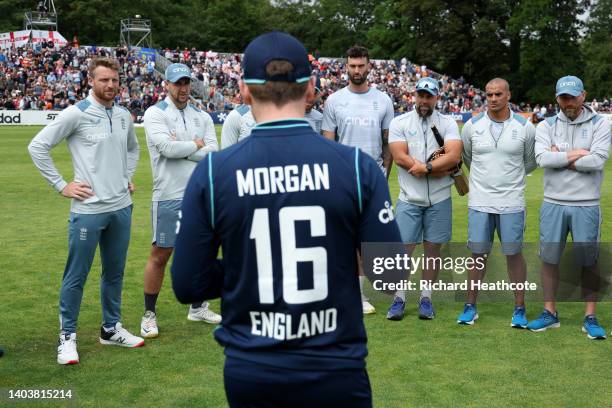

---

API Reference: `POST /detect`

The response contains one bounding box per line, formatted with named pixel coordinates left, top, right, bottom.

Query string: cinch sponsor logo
left=86, top=133, right=109, bottom=142
left=0, top=113, right=21, bottom=124
left=343, top=116, right=377, bottom=127
left=378, top=201, right=395, bottom=224
left=172, top=67, right=189, bottom=73
left=560, top=81, right=576, bottom=87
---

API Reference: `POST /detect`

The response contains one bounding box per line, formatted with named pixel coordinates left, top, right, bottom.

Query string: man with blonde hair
left=29, top=57, right=143, bottom=365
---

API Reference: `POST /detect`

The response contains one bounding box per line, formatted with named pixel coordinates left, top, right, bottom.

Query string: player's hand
left=194, top=138, right=205, bottom=149
left=61, top=181, right=94, bottom=201
left=551, top=145, right=559, bottom=152
left=566, top=149, right=590, bottom=165
left=128, top=182, right=135, bottom=194
left=169, top=130, right=177, bottom=141
left=409, top=160, right=427, bottom=178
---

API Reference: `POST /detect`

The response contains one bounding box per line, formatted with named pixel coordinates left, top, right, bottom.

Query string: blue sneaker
left=418, top=297, right=435, bottom=320
left=386, top=297, right=405, bottom=321
left=527, top=309, right=560, bottom=332
left=457, top=303, right=478, bottom=325
left=582, top=315, right=607, bottom=340
left=511, top=305, right=528, bottom=329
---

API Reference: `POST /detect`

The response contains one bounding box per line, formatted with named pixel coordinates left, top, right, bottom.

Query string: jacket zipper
left=180, top=109, right=187, bottom=131
left=423, top=120, right=432, bottom=206
left=105, top=107, right=113, bottom=133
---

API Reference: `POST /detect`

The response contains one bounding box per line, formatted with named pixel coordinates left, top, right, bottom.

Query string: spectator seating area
left=1, top=44, right=610, bottom=116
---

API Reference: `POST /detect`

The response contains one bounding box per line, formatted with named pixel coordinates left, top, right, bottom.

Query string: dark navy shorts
left=223, top=357, right=372, bottom=408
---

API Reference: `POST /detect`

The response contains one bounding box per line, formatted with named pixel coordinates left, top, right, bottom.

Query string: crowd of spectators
left=1, top=44, right=610, bottom=117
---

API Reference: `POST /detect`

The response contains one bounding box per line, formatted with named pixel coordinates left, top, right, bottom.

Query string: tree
left=508, top=0, right=589, bottom=102
left=582, top=0, right=612, bottom=100
left=201, top=0, right=273, bottom=52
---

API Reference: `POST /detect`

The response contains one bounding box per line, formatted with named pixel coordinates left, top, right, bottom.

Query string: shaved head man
left=458, top=77, right=537, bottom=328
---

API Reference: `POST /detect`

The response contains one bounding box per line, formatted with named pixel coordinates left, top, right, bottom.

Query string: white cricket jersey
left=462, top=109, right=537, bottom=208
left=221, top=104, right=256, bottom=148
left=321, top=86, right=394, bottom=169
left=28, top=95, right=140, bottom=214
left=305, top=108, right=323, bottom=133
left=389, top=110, right=460, bottom=206
left=144, top=96, right=218, bottom=201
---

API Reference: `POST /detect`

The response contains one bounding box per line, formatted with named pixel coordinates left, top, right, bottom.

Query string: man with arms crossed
left=171, top=31, right=403, bottom=407
left=385, top=77, right=462, bottom=321
left=28, top=57, right=143, bottom=365
left=528, top=76, right=610, bottom=339
left=458, top=78, right=536, bottom=327
left=322, top=45, right=395, bottom=314
left=140, top=63, right=220, bottom=338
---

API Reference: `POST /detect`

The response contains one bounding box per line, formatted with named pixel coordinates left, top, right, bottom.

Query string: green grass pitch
left=0, top=125, right=611, bottom=407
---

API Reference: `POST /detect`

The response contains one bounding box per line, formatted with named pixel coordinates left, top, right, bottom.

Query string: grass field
left=1, top=125, right=611, bottom=407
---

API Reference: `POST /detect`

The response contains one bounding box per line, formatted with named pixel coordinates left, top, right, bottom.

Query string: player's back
left=209, top=118, right=382, bottom=370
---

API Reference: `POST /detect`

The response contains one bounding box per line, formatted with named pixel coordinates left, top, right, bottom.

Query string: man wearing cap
left=139, top=63, right=220, bottom=339
left=458, top=78, right=537, bottom=327
left=385, top=77, right=462, bottom=321
left=171, top=31, right=403, bottom=407
left=321, top=45, right=395, bottom=315
left=28, top=57, right=143, bottom=365
left=527, top=75, right=610, bottom=339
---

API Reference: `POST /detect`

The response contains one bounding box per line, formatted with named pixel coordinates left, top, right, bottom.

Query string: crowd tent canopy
left=0, top=30, right=68, bottom=49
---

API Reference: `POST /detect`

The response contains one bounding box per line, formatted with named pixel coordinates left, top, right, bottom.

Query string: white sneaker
left=362, top=301, right=376, bottom=315
left=188, top=302, right=222, bottom=324
left=99, top=322, right=145, bottom=348
left=140, top=311, right=159, bottom=338
left=57, top=332, right=79, bottom=365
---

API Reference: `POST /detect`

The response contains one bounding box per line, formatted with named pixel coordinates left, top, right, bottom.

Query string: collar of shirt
left=251, top=118, right=311, bottom=134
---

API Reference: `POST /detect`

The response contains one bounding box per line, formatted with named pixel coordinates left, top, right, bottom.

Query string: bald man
left=458, top=78, right=537, bottom=327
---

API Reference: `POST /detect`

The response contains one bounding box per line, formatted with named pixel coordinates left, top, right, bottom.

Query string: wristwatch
left=426, top=163, right=433, bottom=174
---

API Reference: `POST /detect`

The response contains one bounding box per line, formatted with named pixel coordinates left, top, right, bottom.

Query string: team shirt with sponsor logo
left=322, top=86, right=394, bottom=170
left=171, top=119, right=402, bottom=370
left=143, top=96, right=218, bottom=202
left=28, top=95, right=139, bottom=214
left=221, top=104, right=256, bottom=149
left=304, top=108, right=323, bottom=134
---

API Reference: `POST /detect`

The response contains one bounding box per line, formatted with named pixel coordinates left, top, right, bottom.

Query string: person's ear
left=239, top=80, right=252, bottom=106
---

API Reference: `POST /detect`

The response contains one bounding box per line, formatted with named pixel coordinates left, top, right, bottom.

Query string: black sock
left=145, top=293, right=159, bottom=313
left=191, top=301, right=204, bottom=309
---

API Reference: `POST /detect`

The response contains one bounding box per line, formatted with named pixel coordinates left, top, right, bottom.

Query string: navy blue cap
left=242, top=31, right=311, bottom=84
left=165, top=63, right=191, bottom=83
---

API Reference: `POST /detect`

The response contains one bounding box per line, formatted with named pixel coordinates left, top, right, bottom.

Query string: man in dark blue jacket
left=172, top=31, right=403, bottom=407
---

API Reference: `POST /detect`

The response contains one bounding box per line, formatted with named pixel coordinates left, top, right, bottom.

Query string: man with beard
left=528, top=76, right=610, bottom=339
left=28, top=57, right=143, bottom=365
left=458, top=78, right=536, bottom=327
left=322, top=45, right=395, bottom=315
left=385, top=77, right=462, bottom=321
left=140, top=63, right=220, bottom=339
